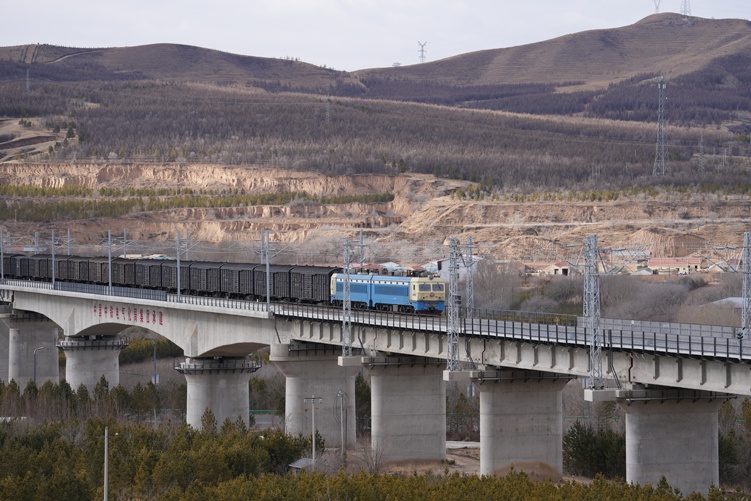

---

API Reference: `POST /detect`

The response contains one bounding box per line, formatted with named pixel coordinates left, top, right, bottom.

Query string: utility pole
left=446, top=237, right=460, bottom=371
left=699, top=132, right=706, bottom=172
left=358, top=229, right=365, bottom=270
left=418, top=41, right=427, bottom=64
left=465, top=236, right=475, bottom=318
left=107, top=231, right=112, bottom=295
left=342, top=239, right=353, bottom=357
left=176, top=231, right=181, bottom=302
left=0, top=229, right=4, bottom=282
left=51, top=230, right=55, bottom=288
left=584, top=235, right=603, bottom=389
left=653, top=77, right=668, bottom=176
left=264, top=230, right=271, bottom=313
left=741, top=232, right=751, bottom=339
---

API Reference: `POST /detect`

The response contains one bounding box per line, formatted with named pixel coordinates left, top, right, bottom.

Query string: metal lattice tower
left=465, top=236, right=475, bottom=319
left=583, top=235, right=603, bottom=389
left=653, top=77, right=668, bottom=176
left=446, top=237, right=461, bottom=371
left=418, top=42, right=427, bottom=64
left=742, top=232, right=751, bottom=339
left=680, top=0, right=691, bottom=16
left=342, top=239, right=353, bottom=357
left=653, top=0, right=661, bottom=13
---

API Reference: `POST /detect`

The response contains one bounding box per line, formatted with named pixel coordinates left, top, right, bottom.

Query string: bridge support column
left=368, top=358, right=446, bottom=463
left=476, top=370, right=571, bottom=476
left=270, top=343, right=357, bottom=449
left=2, top=315, right=59, bottom=387
left=618, top=388, right=727, bottom=497
left=58, top=336, right=127, bottom=391
left=177, top=357, right=260, bottom=429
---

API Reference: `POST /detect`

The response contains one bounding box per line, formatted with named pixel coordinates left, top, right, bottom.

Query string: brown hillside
left=2, top=14, right=750, bottom=92
left=358, top=14, right=751, bottom=89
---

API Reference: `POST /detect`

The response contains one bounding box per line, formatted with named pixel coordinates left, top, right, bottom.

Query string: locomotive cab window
left=432, top=284, right=444, bottom=291
left=419, top=284, right=431, bottom=292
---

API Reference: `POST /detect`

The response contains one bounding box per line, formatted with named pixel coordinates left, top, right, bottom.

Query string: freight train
left=1, top=254, right=446, bottom=313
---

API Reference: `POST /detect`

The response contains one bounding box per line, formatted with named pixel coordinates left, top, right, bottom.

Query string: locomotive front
left=409, top=275, right=446, bottom=313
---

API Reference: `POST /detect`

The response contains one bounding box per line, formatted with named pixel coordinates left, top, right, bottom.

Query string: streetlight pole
left=150, top=339, right=158, bottom=385
left=104, top=426, right=109, bottom=501
left=33, top=346, right=45, bottom=385
left=103, top=426, right=118, bottom=501
left=304, top=395, right=323, bottom=469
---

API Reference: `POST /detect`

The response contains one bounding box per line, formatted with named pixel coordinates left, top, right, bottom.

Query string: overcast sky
left=3, top=1, right=748, bottom=71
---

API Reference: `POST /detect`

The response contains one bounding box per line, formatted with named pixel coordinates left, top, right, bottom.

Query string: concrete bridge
left=1, top=279, right=749, bottom=496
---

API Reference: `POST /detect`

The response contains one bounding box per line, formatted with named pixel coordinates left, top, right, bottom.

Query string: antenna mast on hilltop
left=680, top=0, right=691, bottom=16
left=653, top=0, right=661, bottom=13
left=418, top=41, right=427, bottom=64
left=653, top=76, right=669, bottom=176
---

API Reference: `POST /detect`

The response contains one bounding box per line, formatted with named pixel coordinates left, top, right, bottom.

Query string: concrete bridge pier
left=177, top=357, right=260, bottom=429
left=475, top=370, right=572, bottom=476
left=2, top=315, right=59, bottom=387
left=617, top=386, right=728, bottom=497
left=368, top=357, right=446, bottom=463
left=57, top=336, right=127, bottom=391
left=270, top=343, right=357, bottom=449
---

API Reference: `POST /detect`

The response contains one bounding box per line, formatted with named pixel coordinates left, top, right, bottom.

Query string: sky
left=2, top=0, right=749, bottom=71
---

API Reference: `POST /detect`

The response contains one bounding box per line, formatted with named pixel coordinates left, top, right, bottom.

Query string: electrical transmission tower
left=653, top=0, right=661, bottom=13
left=583, top=235, right=603, bottom=389
left=418, top=41, right=427, bottom=64
left=653, top=77, right=668, bottom=176
left=680, top=0, right=691, bottom=16
left=446, top=237, right=460, bottom=371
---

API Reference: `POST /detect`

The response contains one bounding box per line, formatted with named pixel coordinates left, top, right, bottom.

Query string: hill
left=0, top=14, right=750, bottom=263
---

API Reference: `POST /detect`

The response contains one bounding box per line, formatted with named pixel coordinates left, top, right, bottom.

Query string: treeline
left=118, top=337, right=183, bottom=365
left=0, top=376, right=185, bottom=423
left=0, top=190, right=396, bottom=222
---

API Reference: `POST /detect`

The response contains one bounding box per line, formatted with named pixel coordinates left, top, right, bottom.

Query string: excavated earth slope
left=1, top=163, right=749, bottom=263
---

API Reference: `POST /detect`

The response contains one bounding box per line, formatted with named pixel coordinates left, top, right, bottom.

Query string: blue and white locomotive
left=330, top=272, right=445, bottom=313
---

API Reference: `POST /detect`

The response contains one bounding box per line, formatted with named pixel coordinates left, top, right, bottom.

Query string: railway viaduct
left=1, top=281, right=750, bottom=496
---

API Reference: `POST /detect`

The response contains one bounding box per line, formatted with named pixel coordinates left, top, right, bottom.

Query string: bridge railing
left=597, top=317, right=739, bottom=339
left=166, top=294, right=269, bottom=312
left=606, top=328, right=748, bottom=361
